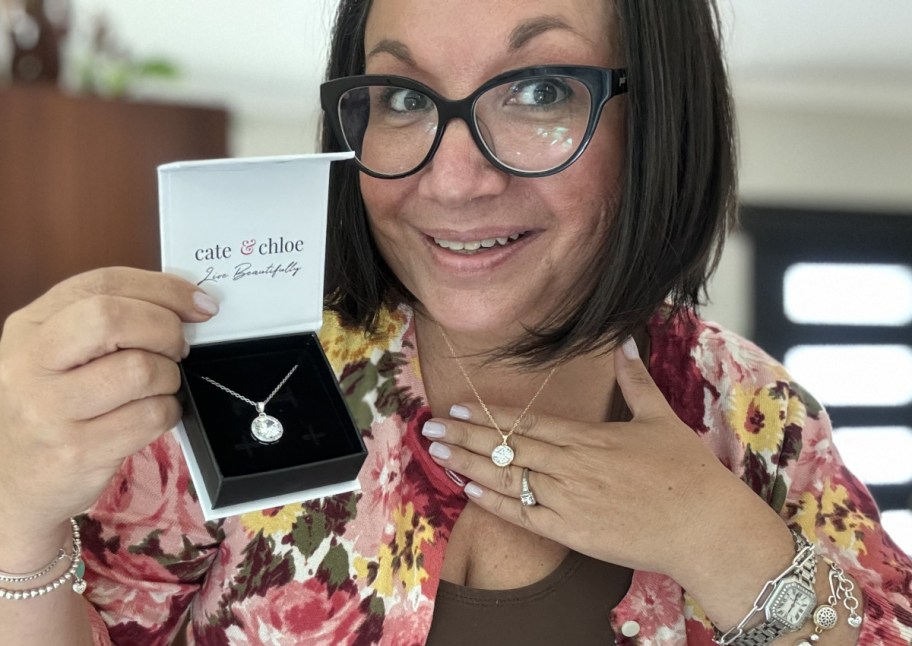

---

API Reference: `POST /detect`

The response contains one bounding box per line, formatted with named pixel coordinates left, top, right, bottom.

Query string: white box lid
left=159, top=152, right=354, bottom=345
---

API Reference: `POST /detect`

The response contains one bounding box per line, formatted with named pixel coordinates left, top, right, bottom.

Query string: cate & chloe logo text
left=194, top=237, right=305, bottom=286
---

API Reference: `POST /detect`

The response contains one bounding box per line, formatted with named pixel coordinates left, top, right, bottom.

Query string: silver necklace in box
left=199, top=364, right=299, bottom=444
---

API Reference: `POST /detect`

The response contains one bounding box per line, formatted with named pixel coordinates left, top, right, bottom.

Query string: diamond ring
left=520, top=467, right=537, bottom=507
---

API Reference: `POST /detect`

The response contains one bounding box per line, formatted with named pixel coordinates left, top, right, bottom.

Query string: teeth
left=433, top=233, right=524, bottom=253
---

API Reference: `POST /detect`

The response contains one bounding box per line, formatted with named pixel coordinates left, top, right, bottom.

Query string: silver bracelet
left=797, top=558, right=863, bottom=644
left=714, top=530, right=818, bottom=646
left=0, top=548, right=68, bottom=584
left=0, top=518, right=87, bottom=600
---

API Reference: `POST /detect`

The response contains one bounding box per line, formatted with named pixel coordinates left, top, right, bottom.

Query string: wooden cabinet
left=0, top=85, right=228, bottom=320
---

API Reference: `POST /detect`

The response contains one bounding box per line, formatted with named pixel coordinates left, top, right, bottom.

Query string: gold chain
left=436, top=322, right=556, bottom=445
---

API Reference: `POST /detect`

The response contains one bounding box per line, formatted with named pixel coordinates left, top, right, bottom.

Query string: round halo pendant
left=251, top=413, right=284, bottom=444
left=491, top=443, right=514, bottom=467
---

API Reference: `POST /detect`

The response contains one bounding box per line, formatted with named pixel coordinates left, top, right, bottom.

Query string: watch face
left=769, top=581, right=816, bottom=630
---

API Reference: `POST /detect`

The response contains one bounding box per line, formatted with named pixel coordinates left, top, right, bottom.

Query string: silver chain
left=0, top=549, right=69, bottom=584
left=199, top=364, right=299, bottom=410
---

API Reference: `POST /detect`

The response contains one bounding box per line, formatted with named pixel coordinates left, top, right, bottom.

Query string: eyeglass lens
left=337, top=75, right=593, bottom=177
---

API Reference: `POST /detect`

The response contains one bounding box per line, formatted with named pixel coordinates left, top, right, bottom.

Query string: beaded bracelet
left=0, top=518, right=87, bottom=600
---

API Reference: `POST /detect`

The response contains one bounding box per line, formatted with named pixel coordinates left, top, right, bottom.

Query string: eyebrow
left=366, top=15, right=590, bottom=65
left=508, top=15, right=588, bottom=51
left=366, top=39, right=416, bottom=65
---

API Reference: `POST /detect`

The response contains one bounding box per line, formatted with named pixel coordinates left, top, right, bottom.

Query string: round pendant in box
left=251, top=413, right=284, bottom=444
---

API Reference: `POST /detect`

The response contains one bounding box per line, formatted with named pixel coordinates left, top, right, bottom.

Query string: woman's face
left=361, top=0, right=626, bottom=339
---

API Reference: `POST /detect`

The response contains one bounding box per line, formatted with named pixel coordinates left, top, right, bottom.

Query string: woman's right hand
left=0, top=267, right=218, bottom=556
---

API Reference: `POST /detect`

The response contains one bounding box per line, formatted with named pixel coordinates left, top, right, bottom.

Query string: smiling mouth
left=432, top=232, right=526, bottom=254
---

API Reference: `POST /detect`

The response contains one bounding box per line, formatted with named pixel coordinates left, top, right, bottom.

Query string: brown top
left=427, top=550, right=632, bottom=645
left=427, top=333, right=648, bottom=645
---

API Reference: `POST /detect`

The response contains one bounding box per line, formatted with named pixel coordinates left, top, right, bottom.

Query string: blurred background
left=1, top=1, right=910, bottom=553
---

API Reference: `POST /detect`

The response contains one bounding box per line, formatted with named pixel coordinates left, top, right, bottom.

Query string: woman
left=0, top=0, right=910, bottom=644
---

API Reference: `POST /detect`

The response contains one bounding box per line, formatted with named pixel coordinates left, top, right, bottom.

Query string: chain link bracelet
left=714, top=530, right=818, bottom=646
left=797, top=558, right=863, bottom=644
left=0, top=518, right=87, bottom=600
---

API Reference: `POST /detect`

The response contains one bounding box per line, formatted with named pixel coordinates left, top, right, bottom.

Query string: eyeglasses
left=320, top=65, right=628, bottom=179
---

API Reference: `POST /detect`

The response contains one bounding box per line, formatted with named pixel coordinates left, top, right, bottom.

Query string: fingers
left=54, top=349, right=182, bottom=421
left=427, top=434, right=558, bottom=499
left=448, top=403, right=578, bottom=446
left=462, top=478, right=562, bottom=535
left=422, top=415, right=562, bottom=473
left=79, top=393, right=182, bottom=463
left=27, top=267, right=218, bottom=326
left=613, top=336, right=672, bottom=421
left=39, top=295, right=187, bottom=371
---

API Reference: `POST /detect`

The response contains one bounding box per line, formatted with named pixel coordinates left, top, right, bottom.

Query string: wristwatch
left=717, top=531, right=818, bottom=646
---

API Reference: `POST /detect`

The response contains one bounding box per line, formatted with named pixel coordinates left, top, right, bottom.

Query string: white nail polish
left=422, top=421, right=446, bottom=438
left=622, top=336, right=638, bottom=360
left=449, top=404, right=471, bottom=420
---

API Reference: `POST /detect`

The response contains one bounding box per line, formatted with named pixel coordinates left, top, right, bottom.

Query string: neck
left=413, top=308, right=536, bottom=369
left=414, top=310, right=619, bottom=427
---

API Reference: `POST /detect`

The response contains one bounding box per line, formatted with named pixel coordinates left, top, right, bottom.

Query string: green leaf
left=339, top=360, right=379, bottom=431
left=291, top=509, right=328, bottom=560
left=318, top=543, right=350, bottom=591
left=133, top=58, right=180, bottom=78
left=231, top=532, right=295, bottom=601
left=368, top=592, right=386, bottom=617
left=770, top=474, right=789, bottom=512
left=790, top=381, right=823, bottom=418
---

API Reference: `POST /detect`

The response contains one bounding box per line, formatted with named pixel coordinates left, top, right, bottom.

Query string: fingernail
left=622, top=336, right=638, bottom=360
left=465, top=482, right=483, bottom=498
left=429, top=442, right=451, bottom=460
left=181, top=340, right=191, bottom=359
left=422, top=421, right=446, bottom=439
left=193, top=291, right=220, bottom=315
left=449, top=404, right=471, bottom=420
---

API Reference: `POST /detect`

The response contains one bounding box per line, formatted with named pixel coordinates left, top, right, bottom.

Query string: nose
left=416, top=119, right=509, bottom=207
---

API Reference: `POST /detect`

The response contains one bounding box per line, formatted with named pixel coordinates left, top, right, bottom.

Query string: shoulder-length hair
left=321, top=0, right=736, bottom=366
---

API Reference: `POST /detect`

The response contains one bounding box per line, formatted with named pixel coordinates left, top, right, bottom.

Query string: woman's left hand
left=421, top=337, right=792, bottom=588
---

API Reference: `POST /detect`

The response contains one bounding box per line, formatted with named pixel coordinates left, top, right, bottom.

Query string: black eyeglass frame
left=320, top=65, right=629, bottom=180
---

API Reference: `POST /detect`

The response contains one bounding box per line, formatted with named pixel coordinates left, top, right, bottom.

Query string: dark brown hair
left=321, top=0, right=737, bottom=365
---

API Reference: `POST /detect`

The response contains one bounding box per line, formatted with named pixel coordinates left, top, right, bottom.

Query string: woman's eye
left=508, top=79, right=571, bottom=107
left=384, top=89, right=431, bottom=112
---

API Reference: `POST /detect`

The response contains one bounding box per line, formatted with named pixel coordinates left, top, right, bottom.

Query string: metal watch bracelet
left=715, top=530, right=817, bottom=646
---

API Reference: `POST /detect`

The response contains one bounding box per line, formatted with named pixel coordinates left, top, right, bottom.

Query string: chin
left=418, top=292, right=543, bottom=339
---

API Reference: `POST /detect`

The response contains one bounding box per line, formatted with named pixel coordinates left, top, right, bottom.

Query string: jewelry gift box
left=158, top=152, right=365, bottom=521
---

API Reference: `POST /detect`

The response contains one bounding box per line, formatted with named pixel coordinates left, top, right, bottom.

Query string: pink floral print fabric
left=78, top=306, right=912, bottom=645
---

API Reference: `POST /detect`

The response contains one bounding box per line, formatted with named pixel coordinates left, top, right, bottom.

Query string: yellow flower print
left=354, top=502, right=434, bottom=598
left=791, top=481, right=876, bottom=553
left=411, top=354, right=422, bottom=381
left=321, top=306, right=408, bottom=372
left=240, top=505, right=302, bottom=538
left=683, top=593, right=713, bottom=631
left=728, top=383, right=793, bottom=454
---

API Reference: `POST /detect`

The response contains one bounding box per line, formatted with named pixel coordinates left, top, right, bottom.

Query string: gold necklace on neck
left=436, top=322, right=557, bottom=467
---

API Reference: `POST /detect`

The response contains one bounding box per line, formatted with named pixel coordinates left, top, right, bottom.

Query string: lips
left=432, top=232, right=525, bottom=254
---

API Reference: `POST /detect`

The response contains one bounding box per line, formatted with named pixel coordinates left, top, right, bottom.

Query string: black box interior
left=179, top=333, right=366, bottom=509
